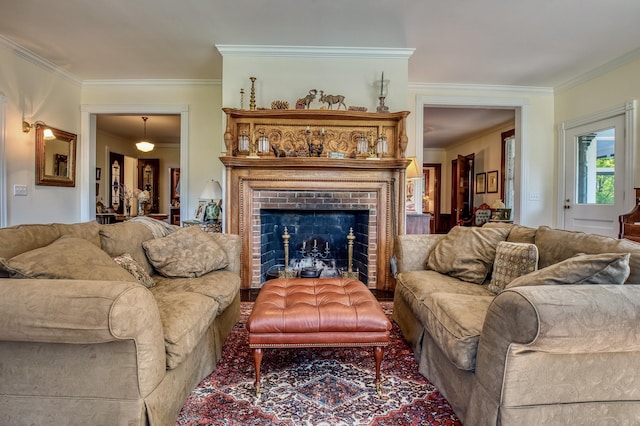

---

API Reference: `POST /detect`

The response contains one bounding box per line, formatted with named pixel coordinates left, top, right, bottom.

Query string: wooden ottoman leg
left=373, top=346, right=384, bottom=395
left=253, top=348, right=263, bottom=397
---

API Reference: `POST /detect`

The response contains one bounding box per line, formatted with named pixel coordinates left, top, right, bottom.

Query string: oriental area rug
left=176, top=302, right=461, bottom=426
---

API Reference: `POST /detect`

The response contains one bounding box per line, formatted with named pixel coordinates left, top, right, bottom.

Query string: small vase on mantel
left=138, top=201, right=144, bottom=216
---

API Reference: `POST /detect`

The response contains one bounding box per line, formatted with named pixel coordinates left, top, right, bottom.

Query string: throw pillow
left=142, top=226, right=228, bottom=278
left=487, top=241, right=539, bottom=294
left=113, top=252, right=156, bottom=288
left=427, top=226, right=510, bottom=284
left=0, top=236, right=138, bottom=283
left=506, top=252, right=631, bottom=289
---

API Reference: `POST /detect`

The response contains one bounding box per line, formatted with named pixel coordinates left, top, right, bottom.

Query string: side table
left=182, top=220, right=222, bottom=233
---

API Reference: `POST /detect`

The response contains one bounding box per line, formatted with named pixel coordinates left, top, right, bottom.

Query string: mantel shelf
left=220, top=156, right=411, bottom=170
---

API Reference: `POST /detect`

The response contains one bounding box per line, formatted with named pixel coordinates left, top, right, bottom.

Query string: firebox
left=260, top=209, right=369, bottom=284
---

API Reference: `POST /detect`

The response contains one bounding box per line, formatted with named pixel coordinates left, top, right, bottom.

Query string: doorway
left=79, top=105, right=189, bottom=223
left=451, top=154, right=475, bottom=228
left=561, top=112, right=630, bottom=238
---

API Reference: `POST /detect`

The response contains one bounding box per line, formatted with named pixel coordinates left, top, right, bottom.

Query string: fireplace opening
left=260, top=209, right=369, bottom=284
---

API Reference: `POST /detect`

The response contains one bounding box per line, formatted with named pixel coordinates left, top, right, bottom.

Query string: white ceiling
left=3, top=0, right=640, bottom=146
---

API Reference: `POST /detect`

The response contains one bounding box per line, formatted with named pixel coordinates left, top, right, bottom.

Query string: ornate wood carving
left=222, top=108, right=410, bottom=159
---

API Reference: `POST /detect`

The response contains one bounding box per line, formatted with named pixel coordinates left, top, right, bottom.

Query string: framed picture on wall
left=475, top=172, right=486, bottom=194
left=487, top=170, right=499, bottom=193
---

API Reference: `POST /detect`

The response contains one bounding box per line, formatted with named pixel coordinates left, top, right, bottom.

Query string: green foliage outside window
left=596, top=157, right=614, bottom=204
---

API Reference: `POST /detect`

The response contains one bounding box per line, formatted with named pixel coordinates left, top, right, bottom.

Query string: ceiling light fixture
left=136, top=116, right=155, bottom=152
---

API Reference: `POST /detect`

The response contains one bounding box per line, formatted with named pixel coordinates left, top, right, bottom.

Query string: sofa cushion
left=0, top=236, right=138, bottom=283
left=142, top=226, right=228, bottom=278
left=427, top=226, right=510, bottom=284
left=422, top=292, right=494, bottom=371
left=506, top=252, right=631, bottom=289
left=113, top=253, right=156, bottom=288
left=152, top=290, right=219, bottom=369
left=0, top=221, right=100, bottom=262
left=100, top=221, right=156, bottom=275
left=488, top=242, right=539, bottom=294
left=152, top=270, right=240, bottom=314
left=535, top=226, right=640, bottom=283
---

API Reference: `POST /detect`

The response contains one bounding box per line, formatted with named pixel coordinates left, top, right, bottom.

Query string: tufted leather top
left=247, top=277, right=391, bottom=347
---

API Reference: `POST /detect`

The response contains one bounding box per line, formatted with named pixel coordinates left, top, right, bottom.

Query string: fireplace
left=219, top=108, right=410, bottom=290
left=259, top=201, right=371, bottom=285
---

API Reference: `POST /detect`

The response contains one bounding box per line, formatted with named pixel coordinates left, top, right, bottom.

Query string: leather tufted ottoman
left=246, top=277, right=391, bottom=397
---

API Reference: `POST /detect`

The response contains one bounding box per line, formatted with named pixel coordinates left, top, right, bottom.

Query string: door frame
left=416, top=95, right=527, bottom=225
left=557, top=101, right=636, bottom=229
left=79, top=104, right=189, bottom=223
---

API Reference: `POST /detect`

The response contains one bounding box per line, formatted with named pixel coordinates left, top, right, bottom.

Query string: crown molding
left=408, top=82, right=553, bottom=94
left=216, top=45, right=415, bottom=59
left=554, top=47, right=640, bottom=93
left=82, top=79, right=220, bottom=87
left=0, top=35, right=82, bottom=86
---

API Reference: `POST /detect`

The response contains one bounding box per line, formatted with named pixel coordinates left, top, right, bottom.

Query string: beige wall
left=555, top=57, right=640, bottom=187
left=0, top=41, right=81, bottom=226
left=82, top=82, right=222, bottom=222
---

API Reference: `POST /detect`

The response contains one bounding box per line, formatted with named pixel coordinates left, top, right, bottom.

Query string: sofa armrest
left=471, top=284, right=640, bottom=421
left=394, top=234, right=445, bottom=273
left=0, top=279, right=166, bottom=396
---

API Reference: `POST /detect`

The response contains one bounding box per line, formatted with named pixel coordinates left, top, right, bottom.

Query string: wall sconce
left=22, top=121, right=55, bottom=140
left=376, top=133, right=388, bottom=157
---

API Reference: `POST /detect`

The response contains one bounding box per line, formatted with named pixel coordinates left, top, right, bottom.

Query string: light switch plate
left=13, top=185, right=27, bottom=196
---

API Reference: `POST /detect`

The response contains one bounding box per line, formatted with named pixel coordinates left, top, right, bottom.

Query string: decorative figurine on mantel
left=376, top=72, right=390, bottom=113
left=318, top=91, right=346, bottom=110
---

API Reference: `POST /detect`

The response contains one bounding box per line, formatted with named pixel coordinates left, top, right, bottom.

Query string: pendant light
left=136, top=116, right=155, bottom=152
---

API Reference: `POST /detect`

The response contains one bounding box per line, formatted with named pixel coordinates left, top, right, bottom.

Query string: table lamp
left=200, top=180, right=223, bottom=223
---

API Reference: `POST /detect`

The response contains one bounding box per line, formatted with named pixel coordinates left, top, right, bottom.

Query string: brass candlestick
left=342, top=227, right=359, bottom=279
left=240, top=88, right=245, bottom=110
left=249, top=77, right=256, bottom=111
left=279, top=227, right=296, bottom=278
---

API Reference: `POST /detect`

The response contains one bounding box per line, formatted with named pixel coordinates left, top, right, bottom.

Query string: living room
left=2, top=2, right=640, bottom=425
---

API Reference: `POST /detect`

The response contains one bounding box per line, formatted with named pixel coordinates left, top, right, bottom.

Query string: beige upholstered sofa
left=393, top=223, right=640, bottom=425
left=0, top=219, right=241, bottom=426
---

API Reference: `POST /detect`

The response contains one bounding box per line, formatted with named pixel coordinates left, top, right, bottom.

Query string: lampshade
left=406, top=157, right=421, bottom=179
left=42, top=128, right=56, bottom=140
left=136, top=117, right=155, bottom=152
left=200, top=180, right=222, bottom=200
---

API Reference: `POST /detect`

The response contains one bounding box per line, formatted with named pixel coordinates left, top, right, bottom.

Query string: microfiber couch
left=0, top=218, right=241, bottom=426
left=393, top=223, right=640, bottom=425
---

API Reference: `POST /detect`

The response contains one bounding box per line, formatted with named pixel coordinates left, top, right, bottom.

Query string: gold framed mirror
left=36, top=124, right=77, bottom=187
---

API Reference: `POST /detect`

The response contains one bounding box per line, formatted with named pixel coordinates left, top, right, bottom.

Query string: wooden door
left=451, top=154, right=474, bottom=227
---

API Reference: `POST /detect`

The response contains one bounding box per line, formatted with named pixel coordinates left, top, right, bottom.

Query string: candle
left=302, top=241, right=306, bottom=249
left=325, top=242, right=329, bottom=250
left=380, top=72, right=384, bottom=96
left=321, top=128, right=325, bottom=135
left=314, top=240, right=317, bottom=248
left=306, top=125, right=310, bottom=132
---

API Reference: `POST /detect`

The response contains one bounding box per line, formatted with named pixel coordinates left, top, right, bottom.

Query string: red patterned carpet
left=176, top=302, right=461, bottom=425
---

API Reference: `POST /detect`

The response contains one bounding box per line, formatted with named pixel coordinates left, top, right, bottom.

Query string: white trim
left=83, top=79, right=220, bottom=87
left=216, top=45, right=415, bottom=59
left=557, top=101, right=636, bottom=228
left=0, top=35, right=82, bottom=86
left=555, top=48, right=640, bottom=93
left=80, top=104, right=190, bottom=223
left=0, top=92, right=7, bottom=228
left=409, top=82, right=553, bottom=95
left=416, top=94, right=529, bottom=225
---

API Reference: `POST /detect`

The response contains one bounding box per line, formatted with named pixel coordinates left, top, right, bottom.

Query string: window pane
left=576, top=128, right=614, bottom=204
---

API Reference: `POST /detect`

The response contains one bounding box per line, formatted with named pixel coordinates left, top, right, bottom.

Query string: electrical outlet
left=13, top=185, right=28, bottom=196
left=529, top=192, right=540, bottom=201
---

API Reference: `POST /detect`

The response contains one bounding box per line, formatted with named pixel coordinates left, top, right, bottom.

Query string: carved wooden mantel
left=220, top=109, right=411, bottom=290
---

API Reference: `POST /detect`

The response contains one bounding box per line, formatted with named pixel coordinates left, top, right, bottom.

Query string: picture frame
left=487, top=170, right=499, bottom=193
left=475, top=172, right=486, bottom=194
left=96, top=167, right=101, bottom=180
left=195, top=200, right=206, bottom=221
